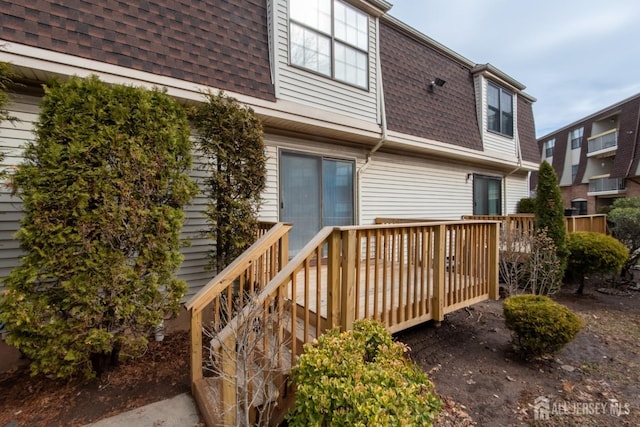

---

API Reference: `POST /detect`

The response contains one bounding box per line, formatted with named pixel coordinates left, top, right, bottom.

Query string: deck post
left=488, top=222, right=500, bottom=300
left=327, top=229, right=341, bottom=331
left=221, top=334, right=237, bottom=426
left=190, top=308, right=203, bottom=390
left=279, top=232, right=289, bottom=273
left=340, top=229, right=357, bottom=331
left=432, top=224, right=446, bottom=324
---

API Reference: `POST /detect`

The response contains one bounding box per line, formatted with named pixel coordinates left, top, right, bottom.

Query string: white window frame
left=289, top=0, right=369, bottom=89
left=544, top=138, right=555, bottom=158
left=570, top=127, right=583, bottom=149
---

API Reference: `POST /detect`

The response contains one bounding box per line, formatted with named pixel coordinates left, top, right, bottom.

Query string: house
left=536, top=93, right=640, bottom=214
left=0, top=0, right=539, bottom=299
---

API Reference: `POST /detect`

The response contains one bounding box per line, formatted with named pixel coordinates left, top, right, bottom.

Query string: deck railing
left=461, top=214, right=608, bottom=236
left=186, top=220, right=500, bottom=426
left=185, top=222, right=291, bottom=426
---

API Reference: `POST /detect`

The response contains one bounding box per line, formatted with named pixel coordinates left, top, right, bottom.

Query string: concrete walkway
left=85, top=393, right=201, bottom=427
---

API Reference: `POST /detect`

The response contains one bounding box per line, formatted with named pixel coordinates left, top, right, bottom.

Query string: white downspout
left=357, top=16, right=387, bottom=225
left=504, top=124, right=524, bottom=214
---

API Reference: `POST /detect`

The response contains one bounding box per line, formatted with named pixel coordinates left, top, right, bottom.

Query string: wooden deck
left=185, top=220, right=500, bottom=426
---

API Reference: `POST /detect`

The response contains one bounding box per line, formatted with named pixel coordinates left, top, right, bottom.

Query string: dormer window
left=544, top=138, right=555, bottom=158
left=289, top=0, right=369, bottom=89
left=487, top=82, right=513, bottom=137
left=570, top=127, right=583, bottom=149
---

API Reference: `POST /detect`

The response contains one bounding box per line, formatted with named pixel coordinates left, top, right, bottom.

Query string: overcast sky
left=387, top=0, right=640, bottom=139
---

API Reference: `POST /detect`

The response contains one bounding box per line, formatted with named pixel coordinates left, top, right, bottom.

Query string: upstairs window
left=487, top=82, right=513, bottom=137
left=572, top=164, right=579, bottom=182
left=570, top=127, right=583, bottom=149
left=544, top=138, right=555, bottom=158
left=290, top=0, right=369, bottom=89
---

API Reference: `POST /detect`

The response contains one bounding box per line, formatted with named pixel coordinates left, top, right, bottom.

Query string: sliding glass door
left=473, top=174, right=502, bottom=215
left=280, top=151, right=354, bottom=255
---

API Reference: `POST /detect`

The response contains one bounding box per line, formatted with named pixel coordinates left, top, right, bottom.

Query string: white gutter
left=503, top=120, right=524, bottom=214
left=357, top=16, right=387, bottom=224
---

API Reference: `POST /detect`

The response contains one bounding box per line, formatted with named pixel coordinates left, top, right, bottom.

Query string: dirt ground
left=1, top=279, right=639, bottom=426
left=0, top=331, right=194, bottom=426
left=399, top=279, right=640, bottom=426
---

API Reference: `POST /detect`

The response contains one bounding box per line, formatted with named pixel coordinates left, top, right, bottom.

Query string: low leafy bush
left=516, top=197, right=536, bottom=213
left=287, top=319, right=441, bottom=426
left=566, top=232, right=629, bottom=294
left=503, top=295, right=583, bottom=358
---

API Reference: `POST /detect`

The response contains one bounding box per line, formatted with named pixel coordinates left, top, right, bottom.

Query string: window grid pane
left=290, top=23, right=331, bottom=76
left=290, top=0, right=331, bottom=34
left=290, top=0, right=369, bottom=89
left=334, top=43, right=367, bottom=88
left=334, top=1, right=368, bottom=50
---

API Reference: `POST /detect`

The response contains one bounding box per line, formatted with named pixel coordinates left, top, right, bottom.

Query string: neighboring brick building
left=536, top=93, right=640, bottom=214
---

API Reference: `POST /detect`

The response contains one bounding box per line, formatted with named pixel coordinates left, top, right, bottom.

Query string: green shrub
left=287, top=319, right=441, bottom=426
left=566, top=232, right=629, bottom=294
left=608, top=197, right=640, bottom=277
left=190, top=91, right=266, bottom=273
left=0, top=76, right=197, bottom=378
left=503, top=295, right=583, bottom=358
left=516, top=197, right=536, bottom=213
left=534, top=161, right=569, bottom=269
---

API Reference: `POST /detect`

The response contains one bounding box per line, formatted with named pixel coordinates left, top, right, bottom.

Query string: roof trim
left=346, top=0, right=393, bottom=16
left=471, top=63, right=526, bottom=91
left=537, top=92, right=640, bottom=141
left=381, top=15, right=535, bottom=103
left=381, top=14, right=475, bottom=68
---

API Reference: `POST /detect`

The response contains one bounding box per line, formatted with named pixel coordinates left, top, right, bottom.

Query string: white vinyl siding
left=274, top=0, right=379, bottom=122
left=0, top=94, right=215, bottom=299
left=360, top=153, right=531, bottom=224
left=504, top=173, right=529, bottom=214
left=360, top=153, right=473, bottom=223
left=0, top=93, right=38, bottom=291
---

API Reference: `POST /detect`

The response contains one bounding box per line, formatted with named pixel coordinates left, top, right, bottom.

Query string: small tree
left=566, top=232, right=629, bottom=294
left=191, top=91, right=267, bottom=273
left=204, top=294, right=292, bottom=426
left=0, top=76, right=197, bottom=378
left=608, top=196, right=640, bottom=277
left=523, top=228, right=563, bottom=295
left=534, top=161, right=568, bottom=270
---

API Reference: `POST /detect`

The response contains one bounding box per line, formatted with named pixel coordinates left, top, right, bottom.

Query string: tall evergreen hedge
left=191, top=91, right=266, bottom=273
left=0, top=76, right=198, bottom=378
left=534, top=161, right=568, bottom=270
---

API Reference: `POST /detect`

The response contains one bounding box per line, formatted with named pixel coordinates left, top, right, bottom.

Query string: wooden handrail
left=209, top=227, right=336, bottom=351
left=186, top=222, right=291, bottom=312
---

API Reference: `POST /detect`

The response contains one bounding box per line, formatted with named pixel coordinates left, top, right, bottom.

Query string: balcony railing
left=587, top=129, right=618, bottom=155
left=588, top=176, right=625, bottom=194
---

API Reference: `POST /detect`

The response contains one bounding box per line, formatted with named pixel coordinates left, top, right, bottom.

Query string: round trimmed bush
left=503, top=295, right=583, bottom=358
left=566, top=232, right=629, bottom=294
left=287, top=319, right=441, bottom=426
